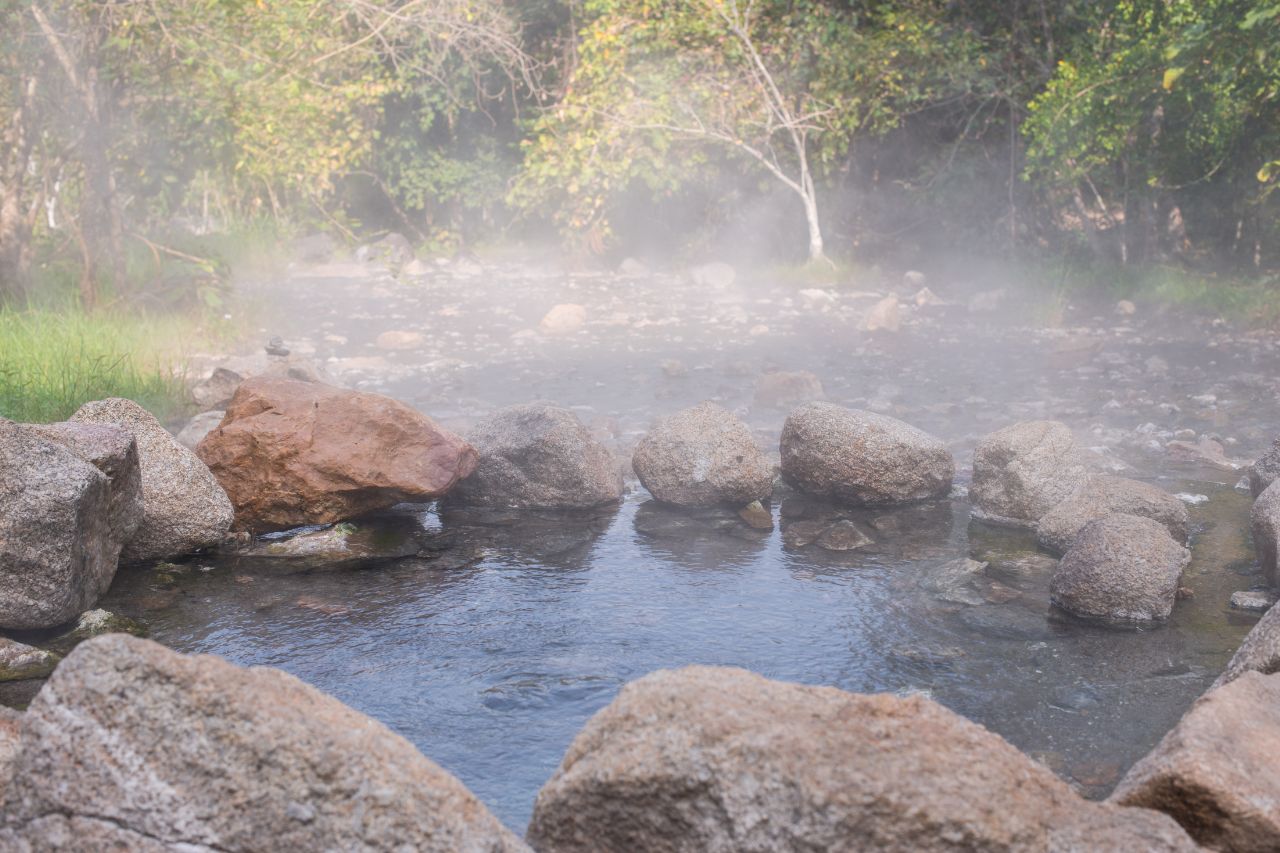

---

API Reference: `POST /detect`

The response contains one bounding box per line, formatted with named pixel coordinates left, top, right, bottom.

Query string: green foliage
left=0, top=307, right=194, bottom=423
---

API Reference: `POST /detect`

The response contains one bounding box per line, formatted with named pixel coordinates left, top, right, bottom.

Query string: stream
left=98, top=257, right=1280, bottom=830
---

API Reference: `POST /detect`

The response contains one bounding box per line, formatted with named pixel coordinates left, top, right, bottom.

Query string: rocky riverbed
left=4, top=250, right=1280, bottom=844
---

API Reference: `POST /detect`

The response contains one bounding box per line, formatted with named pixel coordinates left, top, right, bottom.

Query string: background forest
left=1, top=0, right=1278, bottom=419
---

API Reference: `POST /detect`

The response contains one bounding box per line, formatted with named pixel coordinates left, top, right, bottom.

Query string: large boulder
left=1036, top=475, right=1189, bottom=554
left=1112, top=670, right=1280, bottom=852
left=26, top=421, right=143, bottom=545
left=197, top=376, right=477, bottom=533
left=1251, top=479, right=1280, bottom=586
left=70, top=398, right=233, bottom=562
left=632, top=402, right=772, bottom=507
left=0, top=634, right=526, bottom=852
left=1248, top=438, right=1280, bottom=497
left=0, top=421, right=118, bottom=629
left=971, top=421, right=1091, bottom=527
left=779, top=402, right=953, bottom=505
left=526, top=666, right=1196, bottom=852
left=453, top=404, right=622, bottom=509
left=1212, top=597, right=1280, bottom=690
left=1049, top=514, right=1190, bottom=624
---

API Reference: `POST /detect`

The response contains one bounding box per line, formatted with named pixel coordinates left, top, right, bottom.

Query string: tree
left=514, top=0, right=966, bottom=262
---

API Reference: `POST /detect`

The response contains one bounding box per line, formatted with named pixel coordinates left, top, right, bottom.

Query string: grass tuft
left=0, top=307, right=196, bottom=425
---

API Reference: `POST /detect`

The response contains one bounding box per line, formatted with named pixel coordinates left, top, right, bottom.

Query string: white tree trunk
left=801, top=190, right=825, bottom=262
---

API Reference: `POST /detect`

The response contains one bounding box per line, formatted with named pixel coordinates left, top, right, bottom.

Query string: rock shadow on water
left=777, top=494, right=958, bottom=578
left=632, top=500, right=770, bottom=572
left=438, top=502, right=617, bottom=572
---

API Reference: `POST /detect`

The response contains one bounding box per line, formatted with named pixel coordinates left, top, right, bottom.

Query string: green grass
left=0, top=307, right=197, bottom=424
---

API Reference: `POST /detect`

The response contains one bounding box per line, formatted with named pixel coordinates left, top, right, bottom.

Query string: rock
left=191, top=367, right=244, bottom=411
left=1049, top=514, right=1191, bottom=624
left=375, top=329, right=424, bottom=350
left=1036, top=475, right=1190, bottom=553
left=453, top=404, right=621, bottom=509
left=262, top=354, right=335, bottom=385
left=971, top=421, right=1091, bottom=528
left=230, top=520, right=420, bottom=572
left=956, top=605, right=1054, bottom=641
left=1249, top=438, right=1280, bottom=497
left=1112, top=670, right=1280, bottom=851
left=70, top=398, right=233, bottom=562
left=1166, top=437, right=1236, bottom=469
left=1252, top=479, right=1280, bottom=586
left=780, top=402, right=954, bottom=505
left=688, top=261, right=736, bottom=289
left=175, top=410, right=225, bottom=451
left=1116, top=299, right=1137, bottom=316
left=914, top=286, right=943, bottom=307
left=43, top=608, right=146, bottom=656
left=737, top=500, right=773, bottom=530
left=903, top=270, right=927, bottom=287
left=618, top=257, right=648, bottom=276
left=0, top=638, right=59, bottom=682
left=539, top=303, right=587, bottom=335
left=0, top=634, right=526, bottom=851
left=816, top=519, right=872, bottom=551
left=919, top=558, right=989, bottom=606
left=753, top=370, right=824, bottom=409
left=0, top=421, right=118, bottom=629
left=1214, top=595, right=1280, bottom=689
left=1230, top=590, right=1276, bottom=613
left=26, top=421, right=143, bottom=546
left=632, top=402, right=772, bottom=507
left=525, top=666, right=1196, bottom=853
left=862, top=294, right=901, bottom=332
left=368, top=231, right=414, bottom=267
left=197, top=377, right=476, bottom=533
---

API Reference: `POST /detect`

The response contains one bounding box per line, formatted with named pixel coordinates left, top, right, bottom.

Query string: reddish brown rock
left=197, top=377, right=477, bottom=532
left=527, top=666, right=1197, bottom=852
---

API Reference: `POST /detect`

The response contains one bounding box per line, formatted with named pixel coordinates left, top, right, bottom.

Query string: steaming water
left=99, top=261, right=1280, bottom=830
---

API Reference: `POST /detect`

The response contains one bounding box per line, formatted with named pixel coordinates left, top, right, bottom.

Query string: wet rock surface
left=0, top=634, right=527, bottom=851
left=1113, top=671, right=1280, bottom=851
left=780, top=402, right=954, bottom=505
left=526, top=666, right=1196, bottom=852
left=71, top=397, right=234, bottom=562
left=632, top=402, right=772, bottom=507
left=453, top=404, right=622, bottom=509
left=1050, top=514, right=1191, bottom=624
left=198, top=376, right=477, bottom=532
left=1036, top=475, right=1189, bottom=554
left=1213, top=598, right=1280, bottom=689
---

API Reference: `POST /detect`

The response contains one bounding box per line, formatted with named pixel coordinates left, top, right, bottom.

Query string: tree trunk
left=802, top=190, right=825, bottom=262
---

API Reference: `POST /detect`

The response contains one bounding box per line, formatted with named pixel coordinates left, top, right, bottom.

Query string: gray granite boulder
left=633, top=402, right=772, bottom=507
left=0, top=421, right=119, bottom=629
left=1112, top=670, right=1280, bottom=852
left=1050, top=514, right=1190, bottom=624
left=526, top=666, right=1196, bottom=852
left=1248, top=437, right=1280, bottom=497
left=1036, top=475, right=1189, bottom=554
left=1252, top=478, right=1280, bottom=585
left=1213, top=598, right=1280, bottom=690
left=70, top=398, right=233, bottom=562
left=0, top=634, right=527, bottom=851
left=779, top=402, right=953, bottom=505
left=971, top=421, right=1091, bottom=527
left=454, top=404, right=622, bottom=509
left=26, top=420, right=142, bottom=546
